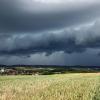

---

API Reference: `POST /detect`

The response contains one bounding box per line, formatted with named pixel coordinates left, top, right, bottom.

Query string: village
left=0, top=67, right=41, bottom=75
left=0, top=65, right=100, bottom=75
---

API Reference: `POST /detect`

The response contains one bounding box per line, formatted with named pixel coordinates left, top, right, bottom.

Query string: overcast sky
left=0, top=0, right=100, bottom=65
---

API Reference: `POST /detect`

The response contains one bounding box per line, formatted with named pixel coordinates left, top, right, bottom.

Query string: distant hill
left=0, top=65, right=100, bottom=69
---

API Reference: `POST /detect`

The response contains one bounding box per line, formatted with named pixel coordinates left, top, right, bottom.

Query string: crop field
left=0, top=73, right=100, bottom=100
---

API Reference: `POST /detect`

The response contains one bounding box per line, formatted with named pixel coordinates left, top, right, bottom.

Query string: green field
left=0, top=73, right=100, bottom=100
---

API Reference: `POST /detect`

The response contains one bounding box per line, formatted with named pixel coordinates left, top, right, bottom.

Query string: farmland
left=0, top=73, right=100, bottom=100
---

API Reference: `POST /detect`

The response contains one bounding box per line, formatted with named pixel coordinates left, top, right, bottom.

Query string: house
left=0, top=68, right=5, bottom=75
left=6, top=69, right=18, bottom=75
left=0, top=68, right=5, bottom=73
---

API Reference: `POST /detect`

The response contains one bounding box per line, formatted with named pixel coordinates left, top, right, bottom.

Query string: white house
left=0, top=68, right=5, bottom=73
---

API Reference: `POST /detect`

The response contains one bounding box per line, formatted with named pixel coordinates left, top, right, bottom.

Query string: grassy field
left=0, top=73, right=100, bottom=100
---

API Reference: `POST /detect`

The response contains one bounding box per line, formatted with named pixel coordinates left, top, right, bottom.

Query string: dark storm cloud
left=0, top=0, right=100, bottom=33
left=0, top=20, right=100, bottom=56
left=0, top=0, right=100, bottom=65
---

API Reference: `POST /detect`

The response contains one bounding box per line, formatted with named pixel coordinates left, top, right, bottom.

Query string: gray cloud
left=0, top=0, right=100, bottom=33
left=0, top=0, right=100, bottom=65
left=0, top=19, right=100, bottom=56
left=0, top=49, right=100, bottom=65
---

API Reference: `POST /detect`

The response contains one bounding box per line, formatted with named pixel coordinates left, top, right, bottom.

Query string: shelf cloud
left=0, top=0, right=100, bottom=65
